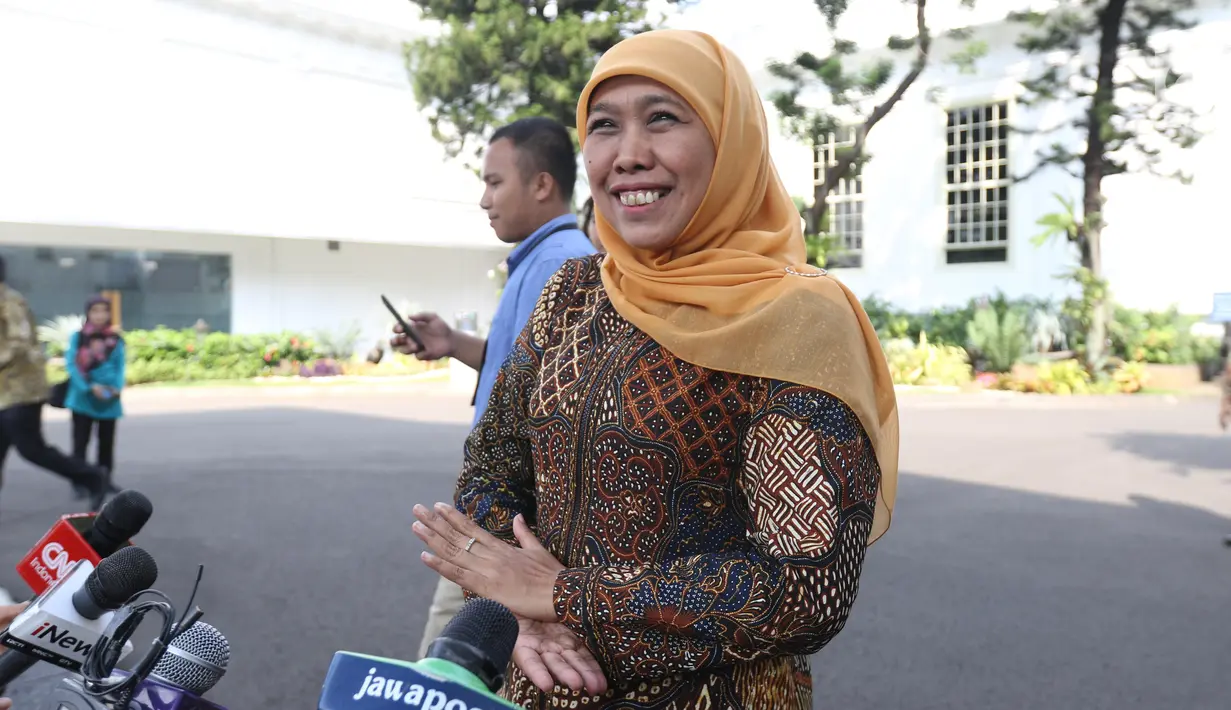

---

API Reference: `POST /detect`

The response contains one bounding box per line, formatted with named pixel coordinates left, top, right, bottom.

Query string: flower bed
left=42, top=326, right=444, bottom=386
left=866, top=293, right=1222, bottom=394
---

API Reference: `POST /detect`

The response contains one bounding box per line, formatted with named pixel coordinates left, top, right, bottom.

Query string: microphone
left=16, top=490, right=153, bottom=595
left=149, top=620, right=230, bottom=697
left=317, top=598, right=520, bottom=710
left=0, top=547, right=157, bottom=684
left=70, top=550, right=159, bottom=622
left=1, top=489, right=153, bottom=694
left=0, top=491, right=153, bottom=697
left=36, top=621, right=231, bottom=710
left=38, top=673, right=231, bottom=710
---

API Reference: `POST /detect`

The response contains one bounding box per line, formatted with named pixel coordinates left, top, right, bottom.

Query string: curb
left=123, top=371, right=454, bottom=397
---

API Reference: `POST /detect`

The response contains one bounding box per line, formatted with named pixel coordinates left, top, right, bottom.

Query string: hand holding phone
left=381, top=295, right=426, bottom=351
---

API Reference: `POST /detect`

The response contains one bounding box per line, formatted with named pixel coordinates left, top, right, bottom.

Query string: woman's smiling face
left=583, top=76, right=716, bottom=253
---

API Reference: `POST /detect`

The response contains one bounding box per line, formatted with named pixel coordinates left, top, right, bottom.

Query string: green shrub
left=46, top=361, right=67, bottom=384
left=313, top=322, right=363, bottom=360
left=1034, top=359, right=1091, bottom=395
left=1110, top=360, right=1150, bottom=393
left=999, top=358, right=1151, bottom=395
left=125, top=358, right=267, bottom=385
left=882, top=332, right=973, bottom=387
left=862, top=296, right=913, bottom=341
left=863, top=291, right=1056, bottom=350
left=37, top=316, right=85, bottom=358
left=865, top=293, right=1210, bottom=372
left=966, top=307, right=1030, bottom=372
left=910, top=305, right=974, bottom=348
left=340, top=353, right=446, bottom=377
left=1107, top=305, right=1213, bottom=365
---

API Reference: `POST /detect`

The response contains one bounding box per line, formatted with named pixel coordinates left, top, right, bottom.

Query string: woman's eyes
left=586, top=118, right=615, bottom=134
left=587, top=111, right=680, bottom=134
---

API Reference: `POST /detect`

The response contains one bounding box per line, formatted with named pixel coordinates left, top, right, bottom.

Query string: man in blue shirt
left=390, top=117, right=594, bottom=654
left=392, top=117, right=595, bottom=425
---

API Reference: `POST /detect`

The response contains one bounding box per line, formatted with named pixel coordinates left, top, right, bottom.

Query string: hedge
left=43, top=327, right=441, bottom=385
left=41, top=298, right=1222, bottom=392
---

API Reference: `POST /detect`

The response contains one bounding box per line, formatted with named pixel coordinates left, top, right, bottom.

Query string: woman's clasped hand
left=411, top=503, right=608, bottom=695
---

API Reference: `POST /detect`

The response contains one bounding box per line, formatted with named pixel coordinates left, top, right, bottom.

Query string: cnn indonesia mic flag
left=17, top=490, right=150, bottom=596
left=18, top=514, right=104, bottom=594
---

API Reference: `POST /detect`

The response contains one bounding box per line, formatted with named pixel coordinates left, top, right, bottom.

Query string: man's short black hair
left=0, top=254, right=6, bottom=283
left=490, top=117, right=576, bottom=203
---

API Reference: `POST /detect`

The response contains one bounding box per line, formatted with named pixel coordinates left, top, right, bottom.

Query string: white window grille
left=945, top=101, right=1010, bottom=264
left=812, top=126, right=863, bottom=269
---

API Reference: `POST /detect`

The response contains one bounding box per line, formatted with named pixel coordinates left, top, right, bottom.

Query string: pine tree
left=404, top=1, right=683, bottom=170
left=767, top=0, right=983, bottom=250
left=1012, top=0, right=1202, bottom=368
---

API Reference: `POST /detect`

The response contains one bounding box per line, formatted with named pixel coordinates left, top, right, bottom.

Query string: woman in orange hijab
left=412, top=29, right=898, bottom=708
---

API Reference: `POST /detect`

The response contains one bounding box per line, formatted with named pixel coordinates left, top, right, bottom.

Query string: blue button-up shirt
left=473, top=214, right=595, bottom=425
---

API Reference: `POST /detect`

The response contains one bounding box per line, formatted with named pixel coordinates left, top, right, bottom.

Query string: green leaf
left=404, top=0, right=686, bottom=164
left=770, top=0, right=981, bottom=218
left=1011, top=0, right=1204, bottom=185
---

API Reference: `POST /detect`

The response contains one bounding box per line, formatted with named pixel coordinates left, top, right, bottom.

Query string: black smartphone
left=381, top=294, right=426, bottom=351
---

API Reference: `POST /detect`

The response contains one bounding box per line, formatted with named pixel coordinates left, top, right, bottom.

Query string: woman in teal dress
left=65, top=296, right=125, bottom=496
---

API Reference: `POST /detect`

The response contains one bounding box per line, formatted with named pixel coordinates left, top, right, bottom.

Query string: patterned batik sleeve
left=454, top=261, right=579, bottom=543
left=553, top=384, right=882, bottom=682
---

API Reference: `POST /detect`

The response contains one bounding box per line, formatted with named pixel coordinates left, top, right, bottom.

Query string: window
left=0, top=245, right=232, bottom=331
left=945, top=101, right=1010, bottom=264
left=813, top=126, right=863, bottom=269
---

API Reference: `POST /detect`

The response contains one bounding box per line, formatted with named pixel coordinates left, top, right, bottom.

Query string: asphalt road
left=1, top=386, right=1228, bottom=709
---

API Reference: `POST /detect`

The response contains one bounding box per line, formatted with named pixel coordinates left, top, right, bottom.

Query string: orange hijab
left=577, top=29, right=899, bottom=544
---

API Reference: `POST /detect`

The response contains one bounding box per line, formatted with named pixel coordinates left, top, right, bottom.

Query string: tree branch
left=1013, top=161, right=1056, bottom=184
left=812, top=0, right=930, bottom=228
left=1010, top=123, right=1070, bottom=137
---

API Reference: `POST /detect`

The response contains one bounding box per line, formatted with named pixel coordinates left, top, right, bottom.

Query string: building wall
left=763, top=0, right=1231, bottom=315
left=0, top=0, right=515, bottom=346
left=0, top=222, right=506, bottom=347
left=0, top=0, right=494, bottom=248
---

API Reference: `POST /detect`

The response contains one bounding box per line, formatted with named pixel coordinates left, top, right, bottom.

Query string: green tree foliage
left=404, top=0, right=686, bottom=169
left=1013, top=0, right=1202, bottom=369
left=767, top=0, right=983, bottom=237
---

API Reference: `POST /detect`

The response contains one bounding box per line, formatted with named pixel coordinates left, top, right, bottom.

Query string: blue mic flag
left=318, top=651, right=519, bottom=710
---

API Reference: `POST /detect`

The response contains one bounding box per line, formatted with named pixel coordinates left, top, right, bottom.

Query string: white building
left=4, top=0, right=1226, bottom=342
left=0, top=0, right=506, bottom=346
left=755, top=0, right=1231, bottom=315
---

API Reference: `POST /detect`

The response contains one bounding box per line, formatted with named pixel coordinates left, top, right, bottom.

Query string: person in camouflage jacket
left=0, top=255, right=108, bottom=512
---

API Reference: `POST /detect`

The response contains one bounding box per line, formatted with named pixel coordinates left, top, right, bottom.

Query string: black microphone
left=1, top=489, right=153, bottom=689
left=16, top=490, right=153, bottom=600
left=424, top=598, right=520, bottom=693
left=70, top=547, right=159, bottom=620
left=0, top=491, right=153, bottom=695
left=0, top=549, right=158, bottom=686
left=82, top=490, right=153, bottom=558
left=37, top=620, right=232, bottom=710
left=318, top=598, right=520, bottom=709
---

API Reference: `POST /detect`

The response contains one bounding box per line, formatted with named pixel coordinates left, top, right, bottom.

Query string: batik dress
left=457, top=256, right=881, bottom=710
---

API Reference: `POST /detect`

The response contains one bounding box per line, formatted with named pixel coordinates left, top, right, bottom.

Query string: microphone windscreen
left=83, top=491, right=152, bottom=555
left=87, top=546, right=158, bottom=608
left=151, top=621, right=230, bottom=695
left=439, top=599, right=518, bottom=670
